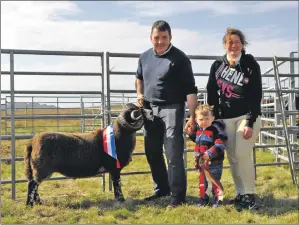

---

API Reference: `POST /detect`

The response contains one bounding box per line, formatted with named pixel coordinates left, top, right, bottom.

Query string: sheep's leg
left=26, top=180, right=39, bottom=206
left=110, top=171, right=125, bottom=202
left=34, top=190, right=42, bottom=205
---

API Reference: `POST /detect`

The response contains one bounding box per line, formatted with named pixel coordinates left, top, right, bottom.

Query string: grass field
left=1, top=107, right=298, bottom=224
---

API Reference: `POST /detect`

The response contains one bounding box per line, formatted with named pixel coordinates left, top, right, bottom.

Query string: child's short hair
left=195, top=104, right=214, bottom=116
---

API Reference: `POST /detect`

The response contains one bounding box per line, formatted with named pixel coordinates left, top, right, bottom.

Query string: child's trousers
left=199, top=163, right=223, bottom=200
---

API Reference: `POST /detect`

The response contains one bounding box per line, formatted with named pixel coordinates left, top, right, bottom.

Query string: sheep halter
left=103, top=124, right=121, bottom=168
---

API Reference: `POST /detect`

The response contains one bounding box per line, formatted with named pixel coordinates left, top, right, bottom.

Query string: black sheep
left=24, top=103, right=146, bottom=206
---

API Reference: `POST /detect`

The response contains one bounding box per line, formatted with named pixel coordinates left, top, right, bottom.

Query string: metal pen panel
left=1, top=48, right=106, bottom=198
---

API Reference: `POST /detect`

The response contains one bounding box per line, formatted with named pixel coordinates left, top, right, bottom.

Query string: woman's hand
left=243, top=126, right=253, bottom=139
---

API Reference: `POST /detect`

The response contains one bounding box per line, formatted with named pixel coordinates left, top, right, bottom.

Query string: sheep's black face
left=117, top=103, right=144, bottom=132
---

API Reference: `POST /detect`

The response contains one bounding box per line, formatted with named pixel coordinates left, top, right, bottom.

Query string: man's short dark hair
left=151, top=20, right=171, bottom=36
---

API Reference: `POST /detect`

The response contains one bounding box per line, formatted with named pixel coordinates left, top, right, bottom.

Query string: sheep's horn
left=130, top=110, right=142, bottom=120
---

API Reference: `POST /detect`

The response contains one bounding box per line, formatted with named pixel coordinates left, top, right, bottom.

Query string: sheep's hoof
left=35, top=200, right=42, bottom=205
left=117, top=196, right=125, bottom=202
left=26, top=202, right=34, bottom=207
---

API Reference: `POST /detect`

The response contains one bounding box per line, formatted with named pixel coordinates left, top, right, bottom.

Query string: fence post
left=289, top=52, right=297, bottom=169
left=183, top=108, right=188, bottom=177
left=274, top=91, right=281, bottom=164
left=56, top=97, right=59, bottom=131
left=5, top=97, right=8, bottom=135
left=80, top=96, right=85, bottom=133
left=10, top=51, right=16, bottom=200
left=259, top=92, right=265, bottom=152
left=31, top=97, right=34, bottom=134
left=25, top=104, right=27, bottom=129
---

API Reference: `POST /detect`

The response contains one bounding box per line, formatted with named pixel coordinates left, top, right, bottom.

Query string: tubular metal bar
left=107, top=89, right=298, bottom=94
left=1, top=49, right=103, bottom=56
left=1, top=114, right=103, bottom=120
left=260, top=126, right=299, bottom=131
left=262, top=74, right=299, bottom=78
left=121, top=162, right=293, bottom=175
left=263, top=89, right=299, bottom=93
left=260, top=131, right=285, bottom=140
left=106, top=52, right=140, bottom=58
left=254, top=144, right=298, bottom=148
left=263, top=60, right=287, bottom=75
left=4, top=143, right=297, bottom=162
left=5, top=95, right=103, bottom=99
left=264, top=110, right=298, bottom=115
left=101, top=53, right=105, bottom=131
left=1, top=90, right=103, bottom=95
left=108, top=71, right=299, bottom=78
left=253, top=147, right=257, bottom=179
left=107, top=52, right=298, bottom=62
left=1, top=71, right=102, bottom=76
left=2, top=102, right=101, bottom=106
left=109, top=90, right=137, bottom=94
left=1, top=174, right=105, bottom=185
left=1, top=135, right=33, bottom=140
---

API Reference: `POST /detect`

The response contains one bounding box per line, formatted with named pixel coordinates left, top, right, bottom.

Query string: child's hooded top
left=189, top=119, right=227, bottom=165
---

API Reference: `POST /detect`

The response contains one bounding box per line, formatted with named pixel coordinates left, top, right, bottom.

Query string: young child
left=187, top=104, right=227, bottom=208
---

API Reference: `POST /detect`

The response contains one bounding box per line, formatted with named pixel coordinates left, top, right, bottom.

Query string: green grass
left=1, top=137, right=298, bottom=224
left=1, top=107, right=298, bottom=224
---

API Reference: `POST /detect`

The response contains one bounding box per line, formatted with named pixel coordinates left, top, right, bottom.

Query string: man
left=135, top=20, right=198, bottom=207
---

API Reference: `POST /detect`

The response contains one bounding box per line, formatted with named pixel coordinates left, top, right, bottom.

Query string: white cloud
left=119, top=1, right=298, bottom=17
left=1, top=1, right=298, bottom=104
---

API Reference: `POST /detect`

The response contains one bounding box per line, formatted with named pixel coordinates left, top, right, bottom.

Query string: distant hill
left=0, top=102, right=58, bottom=111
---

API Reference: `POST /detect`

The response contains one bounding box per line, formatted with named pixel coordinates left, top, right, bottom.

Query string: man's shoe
left=143, top=192, right=170, bottom=201
left=229, top=193, right=242, bottom=205
left=235, top=194, right=257, bottom=211
left=167, top=197, right=185, bottom=208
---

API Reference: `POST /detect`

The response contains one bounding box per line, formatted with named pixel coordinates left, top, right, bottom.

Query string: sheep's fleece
left=24, top=103, right=148, bottom=206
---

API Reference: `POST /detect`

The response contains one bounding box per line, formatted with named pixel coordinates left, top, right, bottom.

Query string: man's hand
left=137, top=94, right=144, bottom=108
left=185, top=117, right=196, bottom=134
left=243, top=126, right=253, bottom=139
left=186, top=126, right=193, bottom=135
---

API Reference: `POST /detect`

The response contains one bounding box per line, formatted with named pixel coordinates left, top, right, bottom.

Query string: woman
left=206, top=27, right=262, bottom=211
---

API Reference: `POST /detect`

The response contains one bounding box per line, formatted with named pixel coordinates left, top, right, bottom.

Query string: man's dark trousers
left=144, top=102, right=186, bottom=203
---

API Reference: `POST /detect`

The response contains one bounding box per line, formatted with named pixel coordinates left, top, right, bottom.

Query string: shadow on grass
left=251, top=193, right=299, bottom=216
left=29, top=192, right=298, bottom=218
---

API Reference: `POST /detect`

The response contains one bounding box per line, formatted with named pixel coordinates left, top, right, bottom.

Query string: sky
left=1, top=1, right=298, bottom=107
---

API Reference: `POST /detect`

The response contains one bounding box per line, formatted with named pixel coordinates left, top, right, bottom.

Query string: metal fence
left=1, top=49, right=299, bottom=200
left=1, top=49, right=106, bottom=200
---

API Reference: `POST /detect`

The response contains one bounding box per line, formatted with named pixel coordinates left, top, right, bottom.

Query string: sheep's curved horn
left=130, top=110, right=142, bottom=120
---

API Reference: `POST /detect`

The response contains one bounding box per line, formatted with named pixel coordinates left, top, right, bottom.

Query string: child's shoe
left=211, top=196, right=222, bottom=208
left=197, top=194, right=209, bottom=207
